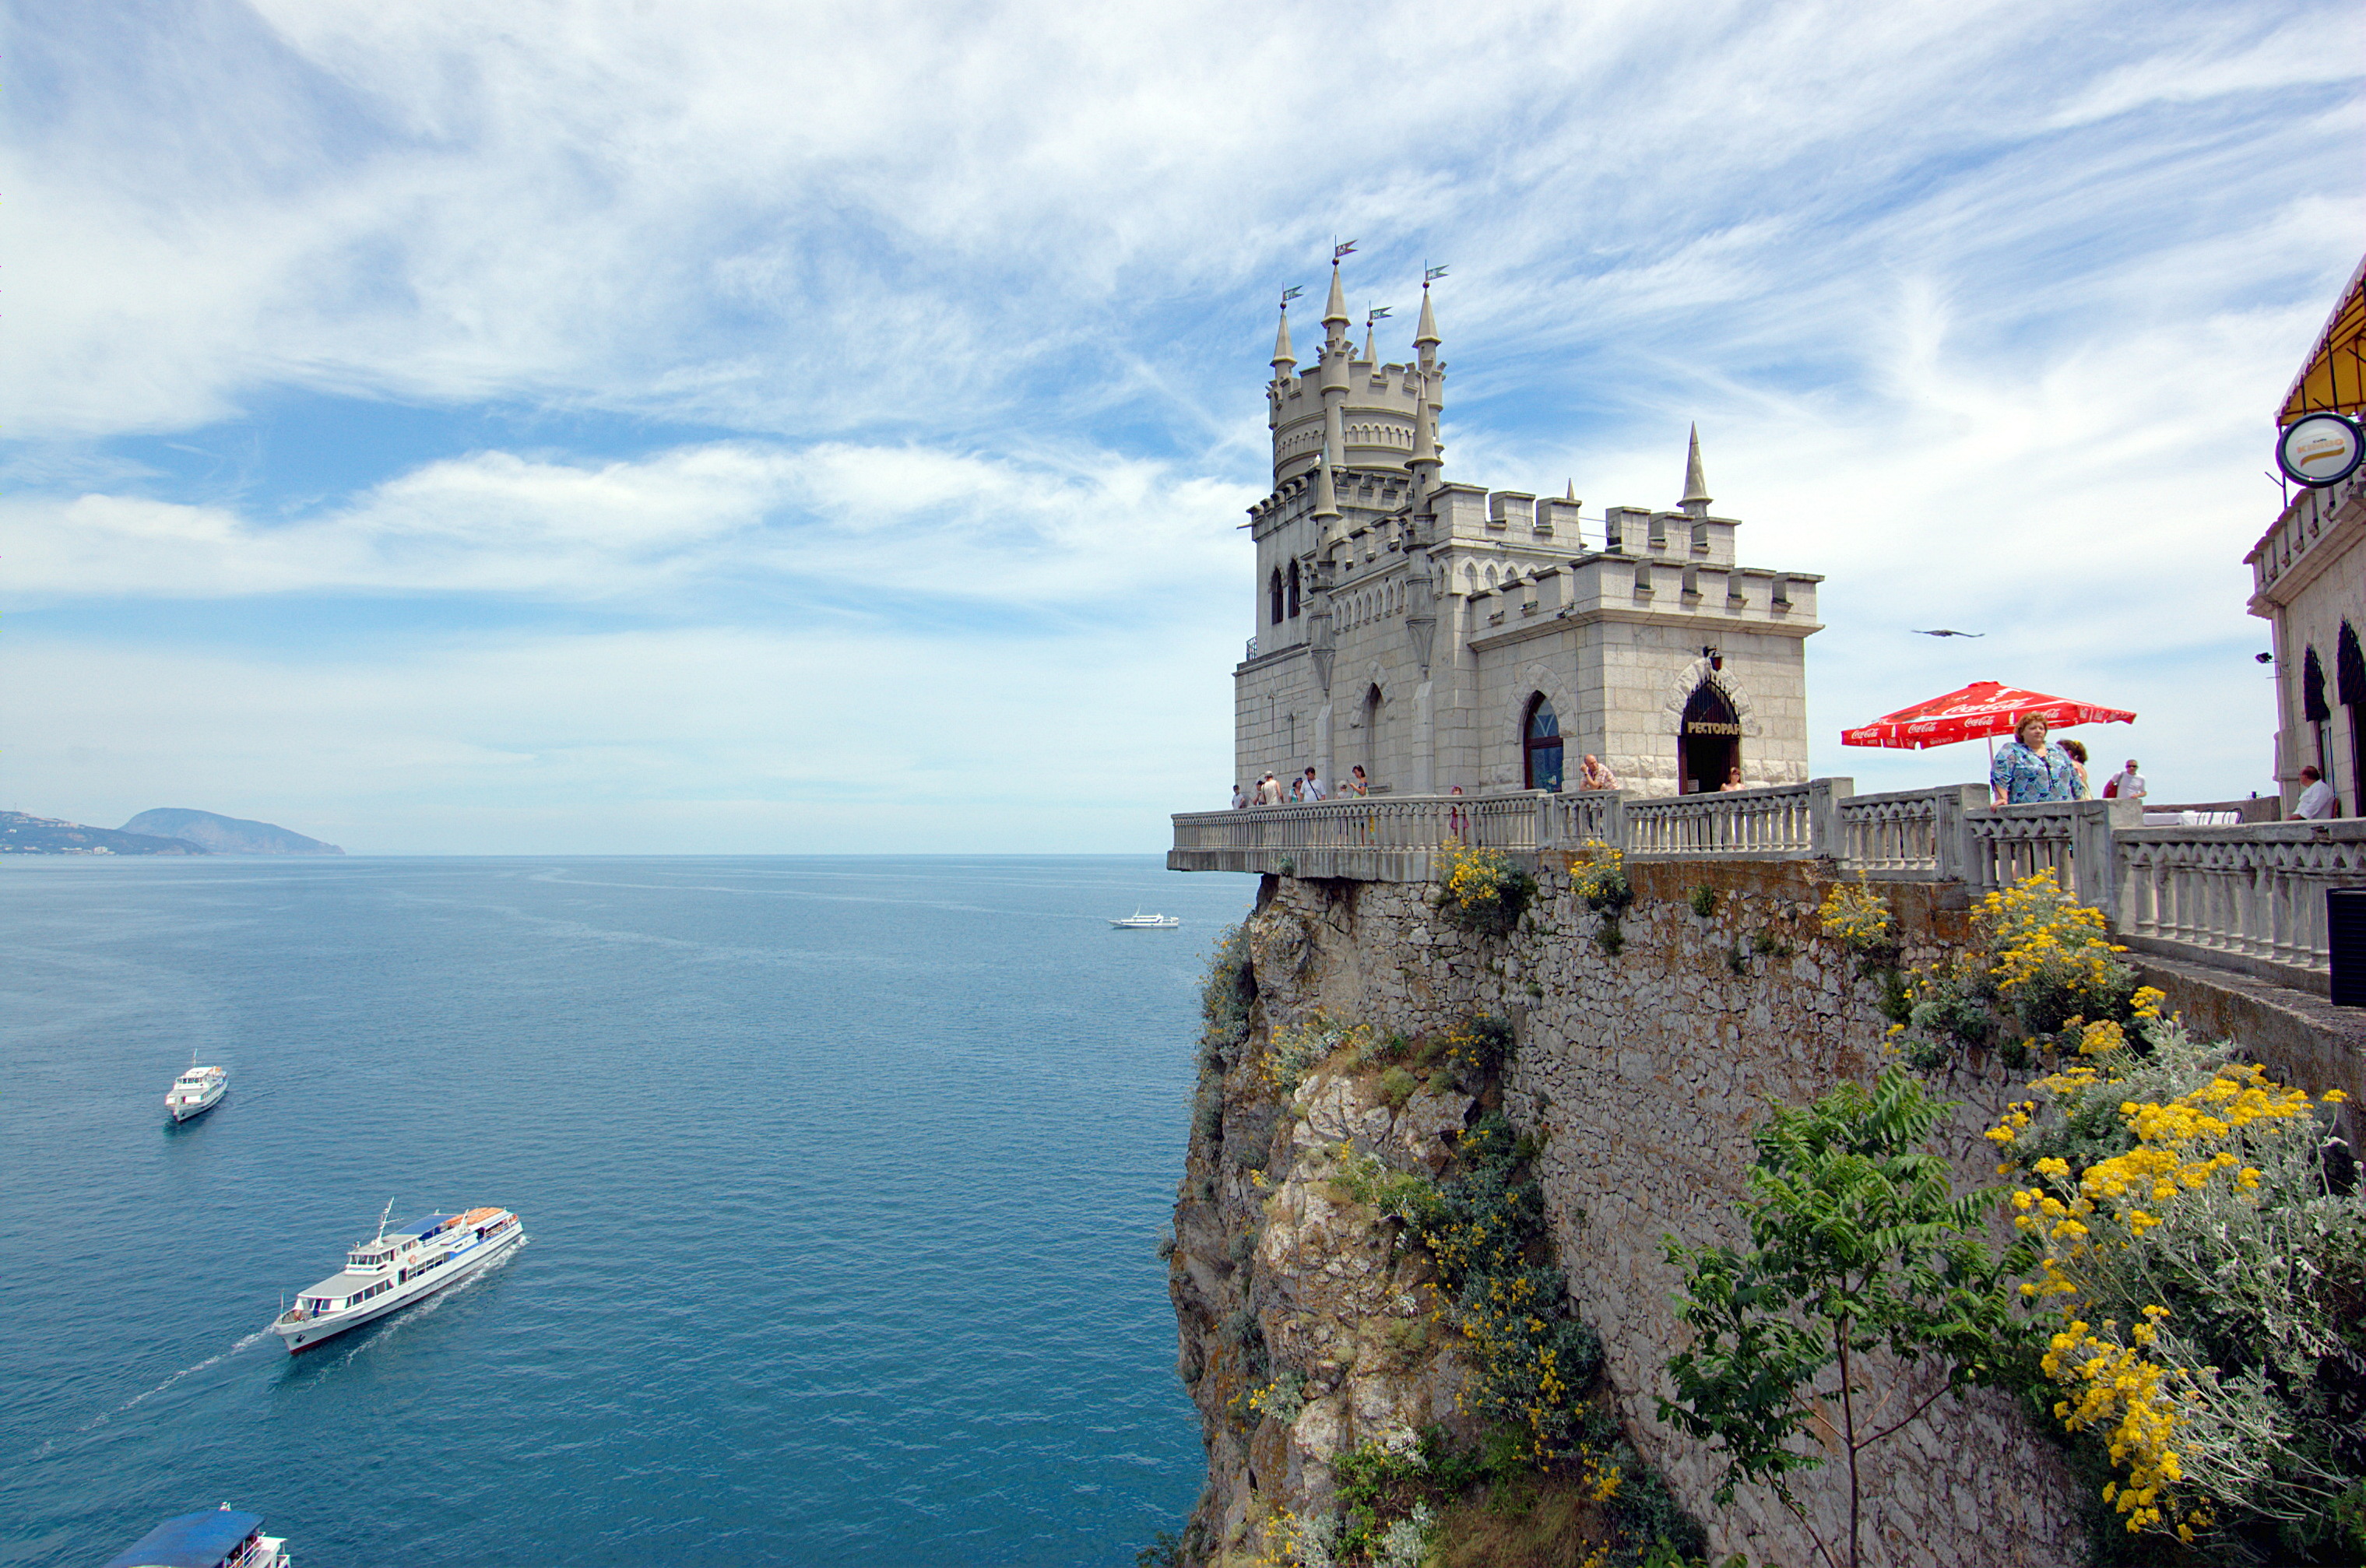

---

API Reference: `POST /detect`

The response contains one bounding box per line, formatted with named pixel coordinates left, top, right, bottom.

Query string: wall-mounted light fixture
left=1702, top=645, right=1723, bottom=672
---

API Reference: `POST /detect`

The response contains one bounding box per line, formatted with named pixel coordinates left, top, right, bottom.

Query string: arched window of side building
left=2342, top=624, right=2366, bottom=814
left=1269, top=568, right=1285, bottom=626
left=1523, top=694, right=1563, bottom=792
left=1287, top=560, right=1302, bottom=618
left=2305, top=645, right=2333, bottom=800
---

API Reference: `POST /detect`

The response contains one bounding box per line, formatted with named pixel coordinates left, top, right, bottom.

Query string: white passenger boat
left=165, top=1060, right=227, bottom=1123
left=271, top=1204, right=525, bottom=1353
left=101, top=1503, right=288, bottom=1568
left=1109, top=912, right=1181, bottom=929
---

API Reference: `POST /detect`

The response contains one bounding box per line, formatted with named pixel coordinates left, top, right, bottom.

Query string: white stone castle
left=1236, top=257, right=1823, bottom=800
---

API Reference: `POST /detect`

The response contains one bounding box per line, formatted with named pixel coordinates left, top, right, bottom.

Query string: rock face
left=1170, top=860, right=2088, bottom=1568
left=119, top=808, right=343, bottom=855
left=1167, top=909, right=1483, bottom=1565
left=0, top=810, right=203, bottom=854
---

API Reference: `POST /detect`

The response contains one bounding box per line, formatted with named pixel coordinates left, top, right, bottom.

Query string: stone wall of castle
left=1174, top=860, right=2089, bottom=1567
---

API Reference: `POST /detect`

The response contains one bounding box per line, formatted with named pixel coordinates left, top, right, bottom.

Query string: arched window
left=1269, top=568, right=1285, bottom=627
left=1523, top=694, right=1563, bottom=791
left=2344, top=624, right=2366, bottom=814
left=1680, top=680, right=1742, bottom=794
left=1287, top=561, right=1302, bottom=618
left=1361, top=684, right=1384, bottom=786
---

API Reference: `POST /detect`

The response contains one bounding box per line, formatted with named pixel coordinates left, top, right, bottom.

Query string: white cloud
left=3, top=441, right=1257, bottom=609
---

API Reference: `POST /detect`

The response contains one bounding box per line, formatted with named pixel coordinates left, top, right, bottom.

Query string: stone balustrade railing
left=2114, top=820, right=2366, bottom=992
left=1175, top=778, right=2366, bottom=993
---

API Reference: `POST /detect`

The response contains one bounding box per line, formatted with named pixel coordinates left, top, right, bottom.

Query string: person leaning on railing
left=2294, top=765, right=2340, bottom=820
left=1990, top=714, right=2082, bottom=806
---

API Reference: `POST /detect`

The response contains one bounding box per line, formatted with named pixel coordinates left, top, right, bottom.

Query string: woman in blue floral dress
left=1990, top=715, right=2083, bottom=805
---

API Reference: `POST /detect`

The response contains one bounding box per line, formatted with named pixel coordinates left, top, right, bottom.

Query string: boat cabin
left=101, top=1506, right=275, bottom=1568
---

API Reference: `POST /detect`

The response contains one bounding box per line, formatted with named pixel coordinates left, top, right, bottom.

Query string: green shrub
left=1379, top=1066, right=1419, bottom=1110
left=1439, top=844, right=1538, bottom=936
left=1893, top=870, right=2144, bottom=1071
left=1688, top=884, right=1718, bottom=918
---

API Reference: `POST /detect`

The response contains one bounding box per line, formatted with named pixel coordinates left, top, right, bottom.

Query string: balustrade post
left=1535, top=790, right=1558, bottom=852
left=1807, top=777, right=1854, bottom=860
left=1932, top=785, right=1985, bottom=882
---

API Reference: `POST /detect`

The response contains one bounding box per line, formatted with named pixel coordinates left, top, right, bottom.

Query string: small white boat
left=1109, top=912, right=1182, bottom=929
left=271, top=1202, right=525, bottom=1353
left=166, top=1058, right=228, bottom=1123
left=101, top=1503, right=289, bottom=1568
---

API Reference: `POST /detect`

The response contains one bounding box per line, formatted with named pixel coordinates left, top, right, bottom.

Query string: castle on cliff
left=1236, top=258, right=1823, bottom=799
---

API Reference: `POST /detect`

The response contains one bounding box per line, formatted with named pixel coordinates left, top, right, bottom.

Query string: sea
left=0, top=856, right=1256, bottom=1568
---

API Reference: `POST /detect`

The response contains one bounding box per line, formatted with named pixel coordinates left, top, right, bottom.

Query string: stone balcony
left=1173, top=782, right=2366, bottom=997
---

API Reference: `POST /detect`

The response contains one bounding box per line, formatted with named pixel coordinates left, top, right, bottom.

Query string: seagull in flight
left=1912, top=628, right=1985, bottom=638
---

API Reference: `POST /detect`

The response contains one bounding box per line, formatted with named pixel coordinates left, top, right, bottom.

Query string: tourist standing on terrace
left=1231, top=782, right=1248, bottom=809
left=1302, top=768, right=1326, bottom=800
left=2104, top=759, right=2146, bottom=800
left=1580, top=754, right=1617, bottom=790
left=2058, top=737, right=2093, bottom=797
left=1345, top=765, right=1369, bottom=796
left=1990, top=715, right=2081, bottom=805
left=1257, top=772, right=1286, bottom=806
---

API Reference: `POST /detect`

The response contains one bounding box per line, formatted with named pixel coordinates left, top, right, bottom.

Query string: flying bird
left=1912, top=628, right=1985, bottom=638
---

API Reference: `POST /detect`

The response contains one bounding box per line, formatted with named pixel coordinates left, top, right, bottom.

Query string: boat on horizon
left=1109, top=912, right=1182, bottom=929
left=165, top=1057, right=227, bottom=1123
left=101, top=1503, right=288, bottom=1568
left=271, top=1203, right=524, bottom=1353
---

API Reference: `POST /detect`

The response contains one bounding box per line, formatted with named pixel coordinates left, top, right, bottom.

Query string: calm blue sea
left=0, top=856, right=1253, bottom=1568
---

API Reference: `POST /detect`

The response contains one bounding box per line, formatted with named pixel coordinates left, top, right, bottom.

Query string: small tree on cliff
left=1660, top=1069, right=2031, bottom=1568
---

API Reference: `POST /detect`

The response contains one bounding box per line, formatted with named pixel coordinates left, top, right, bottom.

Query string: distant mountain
left=1, top=810, right=205, bottom=855
left=120, top=808, right=345, bottom=856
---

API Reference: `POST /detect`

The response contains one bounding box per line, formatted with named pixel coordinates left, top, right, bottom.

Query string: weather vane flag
left=1424, top=263, right=1448, bottom=283
left=1334, top=240, right=1358, bottom=261
left=1280, top=285, right=1304, bottom=308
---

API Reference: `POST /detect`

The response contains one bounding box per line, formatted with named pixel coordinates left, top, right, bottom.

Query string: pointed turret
left=1271, top=308, right=1295, bottom=375
left=1323, top=261, right=1352, bottom=352
left=1414, top=283, right=1441, bottom=371
left=1680, top=423, right=1711, bottom=515
left=1362, top=318, right=1376, bottom=362
left=1408, top=377, right=1442, bottom=501
left=1565, top=480, right=1577, bottom=501
left=1313, top=445, right=1341, bottom=522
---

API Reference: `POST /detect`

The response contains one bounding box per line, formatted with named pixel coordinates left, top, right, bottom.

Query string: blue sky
left=3, top=0, right=2361, bottom=853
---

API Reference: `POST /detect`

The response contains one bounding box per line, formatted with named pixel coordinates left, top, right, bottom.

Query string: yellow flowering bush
left=1995, top=1019, right=2366, bottom=1558
left=1436, top=843, right=1538, bottom=936
left=1816, top=877, right=1896, bottom=955
left=1566, top=839, right=1633, bottom=914
left=1893, top=870, right=2142, bottom=1071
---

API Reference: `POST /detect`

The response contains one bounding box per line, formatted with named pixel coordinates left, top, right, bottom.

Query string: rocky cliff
left=0, top=810, right=203, bottom=854
left=1165, top=861, right=2087, bottom=1568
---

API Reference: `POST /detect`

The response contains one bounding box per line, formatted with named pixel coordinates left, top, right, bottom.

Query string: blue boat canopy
left=102, top=1509, right=261, bottom=1568
left=392, top=1214, right=455, bottom=1239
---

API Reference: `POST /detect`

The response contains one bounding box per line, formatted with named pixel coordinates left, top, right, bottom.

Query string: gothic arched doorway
left=1523, top=694, right=1563, bottom=791
left=1679, top=681, right=1741, bottom=793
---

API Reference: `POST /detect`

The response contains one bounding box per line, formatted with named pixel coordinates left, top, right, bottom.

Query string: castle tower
left=1232, top=256, right=1823, bottom=803
left=1267, top=256, right=1444, bottom=486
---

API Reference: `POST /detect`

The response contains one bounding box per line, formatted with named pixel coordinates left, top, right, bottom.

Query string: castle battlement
left=1233, top=258, right=1823, bottom=800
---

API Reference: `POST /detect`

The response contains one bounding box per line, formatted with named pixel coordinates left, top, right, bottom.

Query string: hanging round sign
left=2276, top=412, right=2364, bottom=487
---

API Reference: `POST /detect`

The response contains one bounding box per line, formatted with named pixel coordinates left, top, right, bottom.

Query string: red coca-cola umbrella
left=1840, top=680, right=2136, bottom=750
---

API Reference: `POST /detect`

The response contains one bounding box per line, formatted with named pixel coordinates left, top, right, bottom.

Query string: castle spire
left=1680, top=423, right=1711, bottom=515
left=1323, top=258, right=1352, bottom=352
left=1313, top=443, right=1341, bottom=521
left=1414, top=283, right=1440, bottom=349
left=1271, top=307, right=1295, bottom=374
left=1408, top=376, right=1442, bottom=501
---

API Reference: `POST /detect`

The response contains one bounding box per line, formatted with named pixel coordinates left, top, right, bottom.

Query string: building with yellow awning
left=2249, top=252, right=2366, bottom=817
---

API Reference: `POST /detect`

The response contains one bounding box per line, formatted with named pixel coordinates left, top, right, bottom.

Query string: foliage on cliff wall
left=1891, top=870, right=2149, bottom=1071
left=1990, top=1019, right=2366, bottom=1563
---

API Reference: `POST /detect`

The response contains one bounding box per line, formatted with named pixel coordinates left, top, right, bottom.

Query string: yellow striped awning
left=2280, top=252, right=2366, bottom=427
